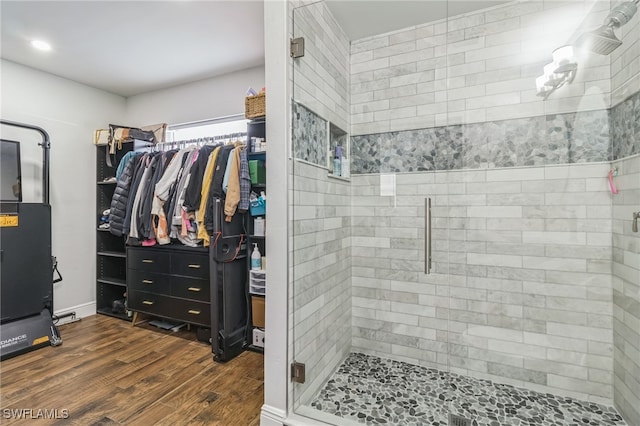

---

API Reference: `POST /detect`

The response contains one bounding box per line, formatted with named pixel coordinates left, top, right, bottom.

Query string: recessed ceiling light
left=30, top=40, right=51, bottom=51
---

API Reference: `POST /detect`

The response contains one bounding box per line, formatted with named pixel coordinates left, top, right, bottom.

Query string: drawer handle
left=142, top=259, right=154, bottom=264
left=187, top=264, right=201, bottom=269
left=142, top=279, right=153, bottom=284
left=188, top=287, right=201, bottom=292
left=143, top=300, right=154, bottom=305
left=188, top=310, right=201, bottom=315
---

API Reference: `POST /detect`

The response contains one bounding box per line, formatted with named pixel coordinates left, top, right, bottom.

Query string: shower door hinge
left=290, top=37, right=305, bottom=58
left=291, top=361, right=306, bottom=383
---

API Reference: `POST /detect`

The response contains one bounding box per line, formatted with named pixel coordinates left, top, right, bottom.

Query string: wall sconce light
left=535, top=45, right=578, bottom=100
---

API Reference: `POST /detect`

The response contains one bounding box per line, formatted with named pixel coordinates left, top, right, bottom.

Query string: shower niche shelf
left=292, top=101, right=350, bottom=180
left=327, top=122, right=349, bottom=180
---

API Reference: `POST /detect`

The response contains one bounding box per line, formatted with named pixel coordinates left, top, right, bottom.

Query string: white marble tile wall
left=292, top=161, right=352, bottom=406
left=287, top=0, right=639, bottom=418
left=611, top=155, right=640, bottom=426
left=293, top=1, right=350, bottom=133
left=289, top=1, right=352, bottom=410
left=350, top=0, right=613, bottom=135
left=351, top=162, right=616, bottom=403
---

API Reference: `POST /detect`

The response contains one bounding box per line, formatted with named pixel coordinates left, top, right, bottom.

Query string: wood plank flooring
left=0, top=315, right=264, bottom=425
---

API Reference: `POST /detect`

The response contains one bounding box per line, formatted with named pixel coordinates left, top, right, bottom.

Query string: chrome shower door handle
left=425, top=198, right=432, bottom=274
left=633, top=211, right=639, bottom=233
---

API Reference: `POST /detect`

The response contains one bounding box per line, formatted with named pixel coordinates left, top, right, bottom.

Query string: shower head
left=575, top=25, right=622, bottom=55
left=575, top=0, right=638, bottom=55
left=607, top=0, right=638, bottom=27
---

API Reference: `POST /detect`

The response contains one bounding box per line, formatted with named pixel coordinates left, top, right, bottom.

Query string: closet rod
left=156, top=132, right=247, bottom=148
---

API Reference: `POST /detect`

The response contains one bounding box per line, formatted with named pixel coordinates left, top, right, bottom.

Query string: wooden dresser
left=127, top=246, right=210, bottom=327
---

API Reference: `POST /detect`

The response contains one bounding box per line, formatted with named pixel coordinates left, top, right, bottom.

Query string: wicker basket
left=245, top=93, right=266, bottom=119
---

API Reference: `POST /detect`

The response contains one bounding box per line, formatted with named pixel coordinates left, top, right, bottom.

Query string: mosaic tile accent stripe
left=293, top=101, right=328, bottom=167
left=611, top=91, right=640, bottom=160
left=350, top=92, right=640, bottom=175
left=569, top=109, right=611, bottom=163
left=311, top=353, right=628, bottom=426
left=293, top=92, right=640, bottom=175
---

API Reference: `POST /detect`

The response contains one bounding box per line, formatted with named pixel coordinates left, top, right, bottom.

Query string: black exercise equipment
left=0, top=119, right=62, bottom=361
left=210, top=199, right=247, bottom=362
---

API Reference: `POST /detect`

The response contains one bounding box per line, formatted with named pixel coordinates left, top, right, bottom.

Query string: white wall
left=261, top=1, right=290, bottom=425
left=125, top=66, right=265, bottom=126
left=0, top=59, right=126, bottom=315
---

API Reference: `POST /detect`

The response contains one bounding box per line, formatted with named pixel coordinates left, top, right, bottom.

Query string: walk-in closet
left=1, top=1, right=266, bottom=424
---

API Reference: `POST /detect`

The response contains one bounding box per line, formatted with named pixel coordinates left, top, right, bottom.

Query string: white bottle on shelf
left=251, top=243, right=262, bottom=270
left=254, top=217, right=265, bottom=236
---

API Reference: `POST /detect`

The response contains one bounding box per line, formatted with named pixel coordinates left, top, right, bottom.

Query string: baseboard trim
left=54, top=302, right=96, bottom=326
left=261, top=404, right=352, bottom=426
left=261, top=404, right=287, bottom=425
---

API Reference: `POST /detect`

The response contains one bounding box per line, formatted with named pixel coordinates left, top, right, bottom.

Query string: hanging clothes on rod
left=154, top=132, right=247, bottom=151
left=110, top=132, right=249, bottom=248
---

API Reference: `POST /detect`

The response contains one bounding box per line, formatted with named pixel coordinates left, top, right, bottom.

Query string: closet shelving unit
left=246, top=116, right=266, bottom=353
left=95, top=141, right=134, bottom=320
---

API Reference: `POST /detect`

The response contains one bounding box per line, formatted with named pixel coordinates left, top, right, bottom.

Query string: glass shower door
left=288, top=0, right=636, bottom=424
left=290, top=1, right=354, bottom=420
left=290, top=1, right=451, bottom=423
left=445, top=0, right=631, bottom=425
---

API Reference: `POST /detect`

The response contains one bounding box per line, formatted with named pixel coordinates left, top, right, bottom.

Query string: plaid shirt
left=238, top=148, right=251, bottom=212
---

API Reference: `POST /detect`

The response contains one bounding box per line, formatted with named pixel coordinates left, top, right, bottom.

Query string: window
left=166, top=115, right=247, bottom=142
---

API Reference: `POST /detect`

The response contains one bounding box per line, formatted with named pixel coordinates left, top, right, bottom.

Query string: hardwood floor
left=0, top=315, right=264, bottom=425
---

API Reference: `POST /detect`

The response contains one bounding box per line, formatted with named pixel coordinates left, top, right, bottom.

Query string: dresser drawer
left=128, top=248, right=170, bottom=273
left=167, top=298, right=210, bottom=326
left=171, top=276, right=210, bottom=302
left=127, top=269, right=171, bottom=294
left=128, top=290, right=170, bottom=316
left=171, top=253, right=209, bottom=278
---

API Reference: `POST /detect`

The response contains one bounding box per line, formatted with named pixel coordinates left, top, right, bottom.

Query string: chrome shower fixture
left=576, top=0, right=639, bottom=55
left=536, top=45, right=578, bottom=99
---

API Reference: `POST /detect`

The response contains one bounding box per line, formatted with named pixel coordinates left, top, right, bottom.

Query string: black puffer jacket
left=205, top=144, right=234, bottom=234
left=109, top=153, right=142, bottom=237
left=183, top=145, right=215, bottom=212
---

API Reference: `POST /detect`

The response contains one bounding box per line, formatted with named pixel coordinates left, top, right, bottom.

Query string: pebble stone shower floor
left=310, top=353, right=628, bottom=426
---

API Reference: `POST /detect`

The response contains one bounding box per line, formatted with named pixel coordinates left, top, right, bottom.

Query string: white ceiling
left=325, top=0, right=509, bottom=40
left=1, top=1, right=508, bottom=98
left=0, top=1, right=265, bottom=97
